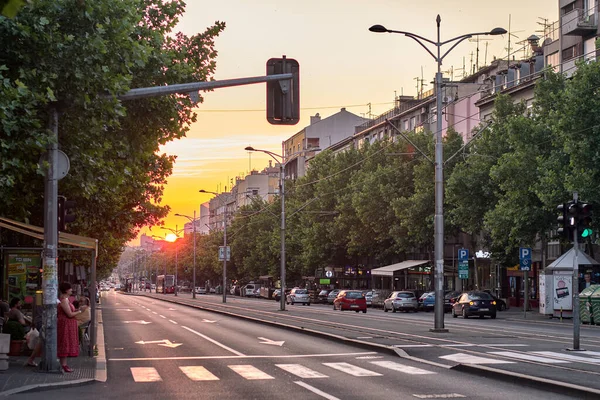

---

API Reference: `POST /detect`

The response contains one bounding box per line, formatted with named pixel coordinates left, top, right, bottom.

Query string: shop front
left=370, top=260, right=431, bottom=292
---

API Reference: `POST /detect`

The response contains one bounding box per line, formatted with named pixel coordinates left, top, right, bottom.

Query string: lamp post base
left=429, top=328, right=449, bottom=333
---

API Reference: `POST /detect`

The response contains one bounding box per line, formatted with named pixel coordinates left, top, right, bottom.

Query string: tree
left=0, top=0, right=225, bottom=277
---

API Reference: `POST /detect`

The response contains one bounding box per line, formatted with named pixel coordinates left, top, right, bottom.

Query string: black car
left=483, top=290, right=507, bottom=311
left=452, top=291, right=497, bottom=319
left=317, top=289, right=331, bottom=304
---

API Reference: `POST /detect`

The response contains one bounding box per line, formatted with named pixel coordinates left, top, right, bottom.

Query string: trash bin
left=588, top=285, right=600, bottom=325
left=579, top=285, right=599, bottom=324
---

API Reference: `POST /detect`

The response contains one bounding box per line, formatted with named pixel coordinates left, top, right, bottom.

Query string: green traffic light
left=581, top=228, right=593, bottom=238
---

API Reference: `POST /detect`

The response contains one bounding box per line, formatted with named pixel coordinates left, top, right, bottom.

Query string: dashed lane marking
left=439, top=353, right=515, bottom=365
left=130, top=367, right=162, bottom=382
left=322, top=362, right=382, bottom=377
left=229, top=365, right=274, bottom=380
left=370, top=360, right=436, bottom=375
left=275, top=364, right=328, bottom=379
left=179, top=366, right=219, bottom=381
left=488, top=351, right=571, bottom=364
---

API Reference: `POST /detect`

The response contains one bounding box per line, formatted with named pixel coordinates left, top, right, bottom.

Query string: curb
left=453, top=363, right=600, bottom=398
left=132, top=292, right=600, bottom=397
left=95, top=307, right=107, bottom=382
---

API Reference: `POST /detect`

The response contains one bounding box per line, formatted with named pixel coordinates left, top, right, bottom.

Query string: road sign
left=458, top=261, right=469, bottom=279
left=458, top=248, right=469, bottom=261
left=218, top=246, right=231, bottom=261
left=519, top=247, right=532, bottom=271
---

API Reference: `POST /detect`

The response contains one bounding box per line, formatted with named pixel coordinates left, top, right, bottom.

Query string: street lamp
left=151, top=234, right=168, bottom=293
left=369, top=16, right=505, bottom=332
left=199, top=189, right=228, bottom=303
left=161, top=226, right=184, bottom=296
left=175, top=211, right=198, bottom=299
left=244, top=146, right=287, bottom=312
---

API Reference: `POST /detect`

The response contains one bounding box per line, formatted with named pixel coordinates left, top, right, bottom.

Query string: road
left=10, top=291, right=584, bottom=400
left=126, top=291, right=600, bottom=394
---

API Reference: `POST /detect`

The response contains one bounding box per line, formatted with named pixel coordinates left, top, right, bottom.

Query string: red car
left=333, top=290, right=367, bottom=313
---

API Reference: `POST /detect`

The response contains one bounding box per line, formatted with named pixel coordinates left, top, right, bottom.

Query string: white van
left=244, top=283, right=261, bottom=297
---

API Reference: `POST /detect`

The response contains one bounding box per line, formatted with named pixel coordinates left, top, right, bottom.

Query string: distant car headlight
left=469, top=301, right=474, bottom=305
left=492, top=301, right=496, bottom=305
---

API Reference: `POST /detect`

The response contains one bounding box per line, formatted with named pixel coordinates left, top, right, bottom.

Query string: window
left=410, top=116, right=416, bottom=130
left=562, top=45, right=577, bottom=61
left=584, top=37, right=596, bottom=62
left=403, top=119, right=409, bottom=130
left=561, top=2, right=575, bottom=14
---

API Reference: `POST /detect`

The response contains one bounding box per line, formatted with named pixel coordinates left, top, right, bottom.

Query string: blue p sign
left=458, top=249, right=469, bottom=261
left=519, top=247, right=531, bottom=260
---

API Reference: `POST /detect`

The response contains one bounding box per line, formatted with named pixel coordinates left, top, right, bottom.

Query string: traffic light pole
left=570, top=193, right=581, bottom=351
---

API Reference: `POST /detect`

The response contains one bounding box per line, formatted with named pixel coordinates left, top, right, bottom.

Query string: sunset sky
left=137, top=0, right=557, bottom=243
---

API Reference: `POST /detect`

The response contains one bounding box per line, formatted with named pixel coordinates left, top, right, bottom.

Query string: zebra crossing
left=126, top=350, right=600, bottom=383
left=127, top=360, right=432, bottom=382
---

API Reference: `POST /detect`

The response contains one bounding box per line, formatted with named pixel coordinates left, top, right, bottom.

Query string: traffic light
left=266, top=56, right=300, bottom=125
left=557, top=201, right=576, bottom=240
left=57, top=195, right=76, bottom=231
left=577, top=202, right=593, bottom=239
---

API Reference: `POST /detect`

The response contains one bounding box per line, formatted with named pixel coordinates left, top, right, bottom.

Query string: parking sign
left=519, top=247, right=531, bottom=271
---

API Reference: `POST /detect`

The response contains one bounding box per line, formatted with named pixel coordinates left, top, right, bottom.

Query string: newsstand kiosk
left=540, top=248, right=599, bottom=318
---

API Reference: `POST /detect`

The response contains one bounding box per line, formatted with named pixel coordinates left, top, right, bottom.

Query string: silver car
left=286, top=288, right=311, bottom=305
left=383, top=291, right=419, bottom=313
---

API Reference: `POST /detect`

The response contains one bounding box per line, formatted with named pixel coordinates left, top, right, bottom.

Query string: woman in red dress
left=57, top=282, right=87, bottom=373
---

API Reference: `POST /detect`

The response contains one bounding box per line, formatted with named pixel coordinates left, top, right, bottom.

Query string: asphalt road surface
left=10, top=291, right=588, bottom=400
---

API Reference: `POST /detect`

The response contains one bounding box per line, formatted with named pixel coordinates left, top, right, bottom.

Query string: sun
left=165, top=233, right=178, bottom=242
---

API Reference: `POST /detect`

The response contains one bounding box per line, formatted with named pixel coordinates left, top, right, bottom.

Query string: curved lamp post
left=175, top=212, right=198, bottom=299
left=369, top=16, right=505, bottom=332
left=199, top=189, right=228, bottom=303
left=244, top=146, right=287, bottom=312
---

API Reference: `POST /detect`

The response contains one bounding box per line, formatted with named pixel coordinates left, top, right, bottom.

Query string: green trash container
left=588, top=285, right=600, bottom=325
left=579, top=285, right=598, bottom=324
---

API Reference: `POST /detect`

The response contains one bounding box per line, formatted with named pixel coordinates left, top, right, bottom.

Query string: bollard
left=560, top=307, right=563, bottom=322
left=0, top=333, right=9, bottom=370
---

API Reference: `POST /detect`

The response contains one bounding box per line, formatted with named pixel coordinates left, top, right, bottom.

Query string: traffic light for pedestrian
left=577, top=202, right=593, bottom=239
left=266, top=56, right=300, bottom=125
left=57, top=195, right=77, bottom=231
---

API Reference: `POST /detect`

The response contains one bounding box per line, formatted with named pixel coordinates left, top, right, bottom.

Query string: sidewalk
left=0, top=309, right=106, bottom=397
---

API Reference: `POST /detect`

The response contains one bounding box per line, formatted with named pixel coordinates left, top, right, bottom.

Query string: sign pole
left=570, top=192, right=581, bottom=351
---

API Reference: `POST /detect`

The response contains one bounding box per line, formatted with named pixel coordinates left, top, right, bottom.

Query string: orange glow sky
left=135, top=0, right=557, bottom=244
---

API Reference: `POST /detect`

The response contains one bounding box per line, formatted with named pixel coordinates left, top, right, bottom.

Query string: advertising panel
left=553, top=272, right=573, bottom=312
left=7, top=253, right=42, bottom=303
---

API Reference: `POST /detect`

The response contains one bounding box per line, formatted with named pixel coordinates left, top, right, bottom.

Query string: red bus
left=156, top=274, right=175, bottom=294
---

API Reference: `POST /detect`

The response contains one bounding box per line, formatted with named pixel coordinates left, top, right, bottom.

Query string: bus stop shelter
left=0, top=217, right=98, bottom=356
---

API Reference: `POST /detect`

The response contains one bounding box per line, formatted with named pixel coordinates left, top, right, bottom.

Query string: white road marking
left=229, top=365, right=274, bottom=380
left=258, top=337, right=285, bottom=346
left=108, top=351, right=377, bottom=362
left=439, top=353, right=515, bottom=364
left=123, top=321, right=152, bottom=325
left=182, top=326, right=245, bottom=356
left=579, top=351, right=600, bottom=357
left=440, top=344, right=475, bottom=347
left=276, top=364, right=328, bottom=378
left=488, top=351, right=571, bottom=364
left=152, top=311, right=157, bottom=314
left=159, top=315, right=166, bottom=319
left=357, top=336, right=373, bottom=339
left=179, top=366, right=219, bottom=381
left=169, top=320, right=178, bottom=325
left=413, top=394, right=465, bottom=399
left=533, top=351, right=600, bottom=364
left=322, top=362, right=382, bottom=377
left=393, top=345, right=433, bottom=348
left=485, top=344, right=529, bottom=347
left=370, top=360, right=435, bottom=375
left=130, top=367, right=162, bottom=382
left=295, top=381, right=341, bottom=400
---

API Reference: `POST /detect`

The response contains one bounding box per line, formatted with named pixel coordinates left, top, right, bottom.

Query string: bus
left=156, top=274, right=175, bottom=294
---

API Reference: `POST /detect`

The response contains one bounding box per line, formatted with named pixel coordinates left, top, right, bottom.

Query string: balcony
left=562, top=8, right=597, bottom=36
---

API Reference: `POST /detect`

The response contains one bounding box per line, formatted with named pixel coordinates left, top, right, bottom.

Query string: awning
left=370, top=260, right=429, bottom=277
left=546, top=247, right=599, bottom=271
left=0, top=217, right=97, bottom=252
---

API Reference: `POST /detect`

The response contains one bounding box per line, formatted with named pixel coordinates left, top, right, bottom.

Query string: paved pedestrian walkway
left=0, top=309, right=106, bottom=397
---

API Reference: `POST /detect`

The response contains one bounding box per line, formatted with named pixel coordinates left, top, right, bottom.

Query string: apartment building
left=282, top=108, right=367, bottom=179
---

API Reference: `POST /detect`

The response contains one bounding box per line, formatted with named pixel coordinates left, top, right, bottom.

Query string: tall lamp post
left=199, top=189, right=228, bottom=303
left=161, top=226, right=184, bottom=296
left=369, top=17, right=505, bottom=332
left=244, top=146, right=287, bottom=312
left=175, top=211, right=198, bottom=299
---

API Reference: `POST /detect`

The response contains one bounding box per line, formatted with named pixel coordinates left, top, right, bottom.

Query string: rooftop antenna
left=468, top=36, right=493, bottom=70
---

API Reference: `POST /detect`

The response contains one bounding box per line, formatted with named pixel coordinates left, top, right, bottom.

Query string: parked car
left=444, top=290, right=462, bottom=312
left=419, top=291, right=435, bottom=311
left=230, top=285, right=241, bottom=296
left=317, top=289, right=331, bottom=304
left=452, top=291, right=497, bottom=319
left=383, top=291, right=419, bottom=313
left=286, top=288, right=311, bottom=305
left=273, top=289, right=281, bottom=301
left=244, top=283, right=262, bottom=297
left=483, top=290, right=508, bottom=311
left=195, top=286, right=207, bottom=294
left=333, top=290, right=367, bottom=313
left=327, top=289, right=341, bottom=304
left=364, top=290, right=374, bottom=306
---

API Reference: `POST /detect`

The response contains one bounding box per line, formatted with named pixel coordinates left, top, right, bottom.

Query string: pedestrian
left=72, top=297, right=91, bottom=327
left=25, top=303, right=43, bottom=367
left=6, top=298, right=31, bottom=331
left=57, top=282, right=88, bottom=373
